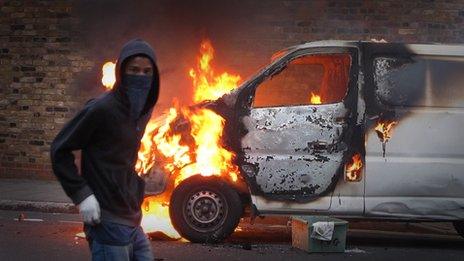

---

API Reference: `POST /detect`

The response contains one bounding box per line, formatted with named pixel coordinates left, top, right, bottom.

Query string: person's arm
left=50, top=104, right=99, bottom=205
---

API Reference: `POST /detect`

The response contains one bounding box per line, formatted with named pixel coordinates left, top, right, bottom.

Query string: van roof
left=281, top=40, right=464, bottom=57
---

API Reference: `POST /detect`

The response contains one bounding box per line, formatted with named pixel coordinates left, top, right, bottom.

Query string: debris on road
left=345, top=248, right=367, bottom=254
left=14, top=213, right=43, bottom=222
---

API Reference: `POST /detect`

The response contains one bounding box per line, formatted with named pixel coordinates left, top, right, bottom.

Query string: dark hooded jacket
left=50, top=39, right=159, bottom=226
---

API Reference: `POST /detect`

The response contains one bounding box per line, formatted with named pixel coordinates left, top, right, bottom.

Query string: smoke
left=72, top=0, right=269, bottom=111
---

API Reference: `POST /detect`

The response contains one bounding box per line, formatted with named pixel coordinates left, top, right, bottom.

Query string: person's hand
left=78, top=194, right=101, bottom=225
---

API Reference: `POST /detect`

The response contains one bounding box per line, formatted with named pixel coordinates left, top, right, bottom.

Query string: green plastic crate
left=291, top=216, right=348, bottom=253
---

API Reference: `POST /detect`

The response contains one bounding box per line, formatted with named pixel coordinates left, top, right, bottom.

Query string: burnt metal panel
left=231, top=45, right=360, bottom=203
left=241, top=103, right=349, bottom=200
left=365, top=107, right=464, bottom=219
left=363, top=43, right=464, bottom=220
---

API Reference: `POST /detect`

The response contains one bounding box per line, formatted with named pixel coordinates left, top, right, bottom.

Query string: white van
left=150, top=41, right=464, bottom=243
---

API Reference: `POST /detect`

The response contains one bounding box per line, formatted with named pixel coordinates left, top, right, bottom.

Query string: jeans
left=85, top=222, right=154, bottom=261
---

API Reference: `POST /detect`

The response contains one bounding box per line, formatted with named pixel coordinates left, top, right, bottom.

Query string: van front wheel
left=169, top=175, right=243, bottom=243
left=453, top=221, right=464, bottom=238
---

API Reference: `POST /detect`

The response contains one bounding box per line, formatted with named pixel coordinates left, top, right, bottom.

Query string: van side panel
left=365, top=54, right=464, bottom=220
left=365, top=107, right=464, bottom=220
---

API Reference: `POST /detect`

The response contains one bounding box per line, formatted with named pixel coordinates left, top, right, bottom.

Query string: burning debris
left=374, top=120, right=397, bottom=157
left=345, top=153, right=363, bottom=182
left=310, top=92, right=322, bottom=104
left=101, top=39, right=242, bottom=239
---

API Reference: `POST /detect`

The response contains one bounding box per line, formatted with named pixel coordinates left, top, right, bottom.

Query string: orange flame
left=135, top=116, right=168, bottom=175
left=374, top=120, right=397, bottom=143
left=345, top=153, right=363, bottom=182
left=174, top=108, right=239, bottom=184
left=101, top=61, right=116, bottom=90
left=134, top=39, right=241, bottom=239
left=310, top=92, right=322, bottom=104
left=141, top=198, right=180, bottom=238
left=189, top=40, right=241, bottom=103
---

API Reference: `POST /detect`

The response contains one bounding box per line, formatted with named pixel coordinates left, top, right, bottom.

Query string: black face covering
left=122, top=74, right=152, bottom=120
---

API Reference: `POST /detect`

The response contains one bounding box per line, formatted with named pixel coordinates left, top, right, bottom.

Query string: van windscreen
left=253, top=53, right=351, bottom=108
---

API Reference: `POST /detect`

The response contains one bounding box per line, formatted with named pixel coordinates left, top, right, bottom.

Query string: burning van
left=139, top=40, right=464, bottom=243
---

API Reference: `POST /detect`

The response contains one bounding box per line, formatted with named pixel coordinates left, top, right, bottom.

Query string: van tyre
left=453, top=221, right=464, bottom=238
left=169, top=175, right=243, bottom=243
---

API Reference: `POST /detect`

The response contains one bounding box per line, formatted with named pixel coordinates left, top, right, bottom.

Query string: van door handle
left=311, top=141, right=328, bottom=151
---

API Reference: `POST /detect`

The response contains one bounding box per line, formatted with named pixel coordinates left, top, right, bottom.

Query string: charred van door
left=240, top=48, right=359, bottom=203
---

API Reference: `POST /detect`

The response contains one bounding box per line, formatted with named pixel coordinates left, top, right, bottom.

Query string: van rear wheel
left=169, top=175, right=243, bottom=243
left=453, top=221, right=464, bottom=238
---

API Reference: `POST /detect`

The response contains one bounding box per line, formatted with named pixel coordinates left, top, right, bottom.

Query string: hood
left=113, top=39, right=160, bottom=115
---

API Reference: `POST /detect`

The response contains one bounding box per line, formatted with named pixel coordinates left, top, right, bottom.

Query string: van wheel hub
left=184, top=190, right=227, bottom=232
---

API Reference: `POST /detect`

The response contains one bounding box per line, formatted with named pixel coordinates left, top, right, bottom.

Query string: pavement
left=0, top=178, right=76, bottom=213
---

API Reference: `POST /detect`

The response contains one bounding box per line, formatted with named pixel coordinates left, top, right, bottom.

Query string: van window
left=374, top=56, right=464, bottom=108
left=253, top=54, right=351, bottom=108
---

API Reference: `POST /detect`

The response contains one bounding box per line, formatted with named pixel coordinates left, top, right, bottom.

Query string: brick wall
left=1, top=0, right=463, bottom=180
left=0, top=0, right=93, bottom=179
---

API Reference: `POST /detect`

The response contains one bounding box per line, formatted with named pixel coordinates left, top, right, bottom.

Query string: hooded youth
left=50, top=39, right=159, bottom=226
